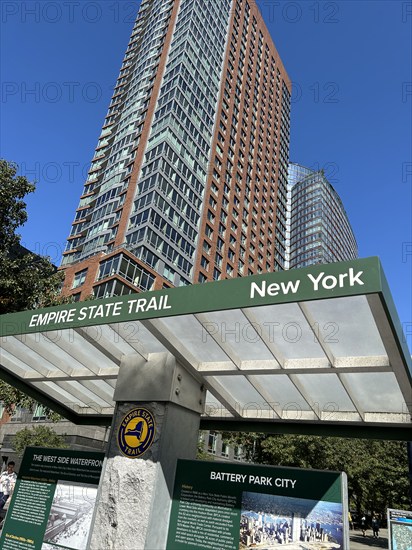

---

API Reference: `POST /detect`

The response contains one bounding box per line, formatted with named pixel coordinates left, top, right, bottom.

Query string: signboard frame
left=166, top=459, right=349, bottom=550
left=0, top=447, right=104, bottom=550
left=387, top=508, right=412, bottom=550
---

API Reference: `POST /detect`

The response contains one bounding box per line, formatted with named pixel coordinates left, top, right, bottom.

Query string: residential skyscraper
left=60, top=0, right=291, bottom=299
left=287, top=163, right=358, bottom=269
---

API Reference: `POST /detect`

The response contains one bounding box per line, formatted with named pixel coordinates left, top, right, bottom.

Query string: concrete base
left=89, top=455, right=157, bottom=550
left=89, top=397, right=202, bottom=549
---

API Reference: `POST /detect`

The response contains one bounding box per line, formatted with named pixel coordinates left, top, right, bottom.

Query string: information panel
left=0, top=447, right=104, bottom=550
left=387, top=509, right=412, bottom=550
left=167, top=460, right=349, bottom=550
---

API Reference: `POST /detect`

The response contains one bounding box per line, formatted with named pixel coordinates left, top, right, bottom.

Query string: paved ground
left=349, top=528, right=388, bottom=549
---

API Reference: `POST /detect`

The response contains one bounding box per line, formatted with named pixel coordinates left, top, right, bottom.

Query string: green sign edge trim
left=0, top=257, right=383, bottom=337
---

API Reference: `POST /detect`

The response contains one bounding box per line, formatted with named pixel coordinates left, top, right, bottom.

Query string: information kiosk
left=0, top=258, right=411, bottom=549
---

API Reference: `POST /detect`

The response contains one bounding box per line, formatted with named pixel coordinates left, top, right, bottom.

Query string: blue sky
left=1, top=1, right=411, bottom=344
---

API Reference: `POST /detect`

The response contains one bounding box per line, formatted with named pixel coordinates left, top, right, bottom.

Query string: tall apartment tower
left=60, top=0, right=291, bottom=299
left=287, top=163, right=358, bottom=269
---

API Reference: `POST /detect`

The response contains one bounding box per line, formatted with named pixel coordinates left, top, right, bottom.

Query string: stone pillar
left=89, top=352, right=205, bottom=550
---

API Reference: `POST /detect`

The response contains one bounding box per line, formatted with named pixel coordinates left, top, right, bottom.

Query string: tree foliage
left=13, top=426, right=68, bottom=457
left=0, top=381, right=61, bottom=422
left=197, top=431, right=215, bottom=461
left=225, top=433, right=410, bottom=516
left=0, top=159, right=68, bottom=419
left=0, top=159, right=66, bottom=314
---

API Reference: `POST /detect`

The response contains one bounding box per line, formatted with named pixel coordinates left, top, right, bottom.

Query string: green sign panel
left=0, top=447, right=104, bottom=550
left=387, top=509, right=412, bottom=550
left=0, top=257, right=383, bottom=337
left=167, top=460, right=349, bottom=550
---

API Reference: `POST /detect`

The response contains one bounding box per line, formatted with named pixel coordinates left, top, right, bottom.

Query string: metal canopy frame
left=0, top=257, right=411, bottom=439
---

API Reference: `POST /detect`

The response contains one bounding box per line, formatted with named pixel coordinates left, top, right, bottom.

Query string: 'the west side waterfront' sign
left=166, top=460, right=349, bottom=550
left=0, top=447, right=104, bottom=550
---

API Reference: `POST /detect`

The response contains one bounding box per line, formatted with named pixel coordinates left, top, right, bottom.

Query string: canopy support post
left=88, top=352, right=205, bottom=550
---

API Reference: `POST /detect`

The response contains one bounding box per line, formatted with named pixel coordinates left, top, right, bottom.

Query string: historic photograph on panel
left=41, top=481, right=98, bottom=550
left=240, top=492, right=344, bottom=549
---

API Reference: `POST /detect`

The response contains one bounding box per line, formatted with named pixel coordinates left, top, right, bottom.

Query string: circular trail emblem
left=118, top=407, right=156, bottom=458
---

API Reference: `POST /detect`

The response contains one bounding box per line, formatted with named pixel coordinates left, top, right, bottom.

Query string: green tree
left=197, top=431, right=216, bottom=461
left=0, top=159, right=65, bottom=314
left=0, top=159, right=67, bottom=419
left=0, top=382, right=61, bottom=422
left=224, top=432, right=411, bottom=516
left=13, top=426, right=68, bottom=457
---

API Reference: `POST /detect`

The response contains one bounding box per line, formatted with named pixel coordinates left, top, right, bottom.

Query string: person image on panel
left=0, top=461, right=17, bottom=509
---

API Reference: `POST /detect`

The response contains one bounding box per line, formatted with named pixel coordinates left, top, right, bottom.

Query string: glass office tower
left=61, top=0, right=291, bottom=299
left=287, top=163, right=358, bottom=269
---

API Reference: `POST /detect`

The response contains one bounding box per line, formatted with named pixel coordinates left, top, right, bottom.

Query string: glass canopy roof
left=0, top=257, right=411, bottom=438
